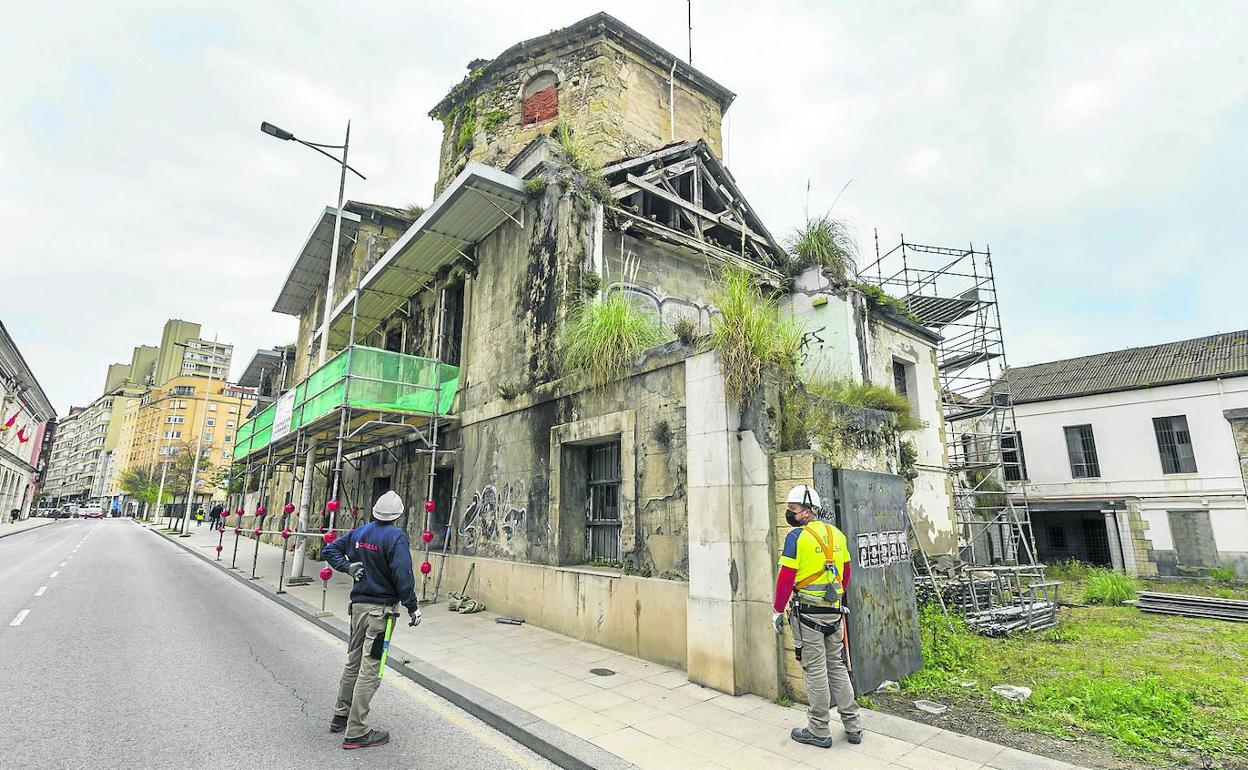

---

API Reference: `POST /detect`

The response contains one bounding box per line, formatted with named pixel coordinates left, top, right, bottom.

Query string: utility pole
left=180, top=337, right=221, bottom=537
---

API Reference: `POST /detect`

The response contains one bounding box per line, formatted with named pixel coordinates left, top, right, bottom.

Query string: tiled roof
left=1008, top=330, right=1248, bottom=404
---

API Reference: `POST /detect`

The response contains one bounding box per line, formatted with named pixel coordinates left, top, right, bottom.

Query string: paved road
left=0, top=519, right=555, bottom=770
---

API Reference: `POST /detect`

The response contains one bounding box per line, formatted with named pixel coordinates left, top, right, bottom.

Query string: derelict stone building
left=234, top=13, right=953, bottom=699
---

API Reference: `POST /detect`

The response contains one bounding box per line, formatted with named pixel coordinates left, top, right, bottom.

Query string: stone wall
left=432, top=38, right=725, bottom=194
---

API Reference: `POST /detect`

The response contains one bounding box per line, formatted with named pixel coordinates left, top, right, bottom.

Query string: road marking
left=9, top=610, right=30, bottom=626
left=35, top=586, right=47, bottom=597
left=50, top=571, right=59, bottom=578
left=59, top=562, right=66, bottom=567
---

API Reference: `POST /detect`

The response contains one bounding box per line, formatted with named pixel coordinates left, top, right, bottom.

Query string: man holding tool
left=772, top=484, right=863, bottom=748
left=322, top=491, right=422, bottom=750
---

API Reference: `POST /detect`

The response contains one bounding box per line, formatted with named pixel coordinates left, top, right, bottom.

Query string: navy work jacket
left=322, top=520, right=419, bottom=613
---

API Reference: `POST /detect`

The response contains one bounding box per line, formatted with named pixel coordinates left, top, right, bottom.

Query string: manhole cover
left=589, top=668, right=616, bottom=677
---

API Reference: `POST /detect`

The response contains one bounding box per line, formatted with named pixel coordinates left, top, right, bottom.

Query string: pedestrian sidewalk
left=152, top=520, right=1087, bottom=770
left=0, top=516, right=55, bottom=539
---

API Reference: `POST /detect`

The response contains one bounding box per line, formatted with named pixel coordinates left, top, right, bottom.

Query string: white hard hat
left=786, top=484, right=821, bottom=510
left=372, top=491, right=404, bottom=521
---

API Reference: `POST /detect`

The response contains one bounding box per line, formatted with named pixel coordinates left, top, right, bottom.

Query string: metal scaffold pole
left=420, top=286, right=447, bottom=602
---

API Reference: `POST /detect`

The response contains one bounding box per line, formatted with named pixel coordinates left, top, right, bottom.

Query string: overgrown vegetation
left=559, top=292, right=667, bottom=385
left=1082, top=569, right=1138, bottom=605
left=785, top=214, right=858, bottom=284
left=1211, top=564, right=1239, bottom=583
left=855, top=281, right=920, bottom=323
left=672, top=316, right=699, bottom=346
left=897, top=599, right=1248, bottom=766
left=708, top=266, right=801, bottom=403
left=780, top=379, right=922, bottom=466
left=551, top=121, right=614, bottom=206
left=522, top=176, right=548, bottom=197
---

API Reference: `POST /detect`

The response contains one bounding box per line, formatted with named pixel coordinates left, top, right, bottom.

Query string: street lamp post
left=260, top=120, right=366, bottom=367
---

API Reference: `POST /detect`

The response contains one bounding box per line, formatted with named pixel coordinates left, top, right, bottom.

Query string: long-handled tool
left=376, top=612, right=400, bottom=679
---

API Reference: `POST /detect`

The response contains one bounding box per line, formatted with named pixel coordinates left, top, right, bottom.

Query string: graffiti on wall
left=459, top=482, right=527, bottom=550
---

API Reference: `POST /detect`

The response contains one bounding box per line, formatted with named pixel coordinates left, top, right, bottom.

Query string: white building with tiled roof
left=1002, top=330, right=1248, bottom=578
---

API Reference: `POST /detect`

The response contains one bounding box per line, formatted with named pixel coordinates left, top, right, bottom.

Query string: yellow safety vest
left=780, top=521, right=850, bottom=608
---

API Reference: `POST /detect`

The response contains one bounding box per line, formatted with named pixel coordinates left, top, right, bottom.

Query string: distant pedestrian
left=322, top=491, right=421, bottom=750
left=209, top=503, right=223, bottom=531
left=195, top=507, right=204, bottom=527
left=8, top=509, right=18, bottom=524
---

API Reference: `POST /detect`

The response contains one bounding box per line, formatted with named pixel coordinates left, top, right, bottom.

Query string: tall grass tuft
left=709, top=267, right=801, bottom=403
left=1210, top=564, right=1238, bottom=583
left=786, top=214, right=858, bottom=284
left=560, top=293, right=666, bottom=385
left=1083, top=569, right=1138, bottom=605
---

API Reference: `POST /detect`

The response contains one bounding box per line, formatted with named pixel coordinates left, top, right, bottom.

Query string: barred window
left=586, top=442, right=621, bottom=562
left=1063, top=424, right=1100, bottom=478
left=1153, top=415, right=1197, bottom=474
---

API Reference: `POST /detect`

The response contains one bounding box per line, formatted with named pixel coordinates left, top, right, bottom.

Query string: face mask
left=785, top=510, right=803, bottom=527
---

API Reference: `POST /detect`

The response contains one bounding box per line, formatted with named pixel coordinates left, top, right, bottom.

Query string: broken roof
left=273, top=201, right=419, bottom=317
left=430, top=12, right=735, bottom=118
left=601, top=138, right=786, bottom=273
left=1008, top=330, right=1248, bottom=404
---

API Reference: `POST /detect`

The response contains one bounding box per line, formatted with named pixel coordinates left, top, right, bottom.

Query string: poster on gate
left=271, top=389, right=296, bottom=440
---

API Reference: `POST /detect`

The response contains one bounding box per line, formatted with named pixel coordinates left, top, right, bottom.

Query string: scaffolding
left=225, top=268, right=459, bottom=597
left=861, top=237, right=1056, bottom=633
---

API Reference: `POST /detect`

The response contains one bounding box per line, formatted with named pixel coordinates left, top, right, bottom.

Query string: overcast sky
left=5, top=1, right=1246, bottom=415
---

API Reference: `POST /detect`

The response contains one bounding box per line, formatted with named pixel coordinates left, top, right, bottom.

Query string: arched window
left=522, top=72, right=559, bottom=126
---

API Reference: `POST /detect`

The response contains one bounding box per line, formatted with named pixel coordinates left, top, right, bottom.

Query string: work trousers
left=335, top=602, right=395, bottom=739
left=792, top=613, right=861, bottom=738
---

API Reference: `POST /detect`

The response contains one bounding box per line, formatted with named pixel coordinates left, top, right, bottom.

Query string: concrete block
left=686, top=596, right=737, bottom=693
left=687, top=432, right=731, bottom=487
left=687, top=540, right=733, bottom=601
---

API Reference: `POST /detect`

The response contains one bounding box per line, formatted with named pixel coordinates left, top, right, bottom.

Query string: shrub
left=1210, top=564, right=1238, bottom=583
left=786, top=214, right=858, bottom=284
left=1083, top=569, right=1137, bottom=605
left=550, top=120, right=614, bottom=206
left=560, top=293, right=667, bottom=385
left=708, top=267, right=801, bottom=403
left=855, top=282, right=920, bottom=323
left=672, top=316, right=698, bottom=345
left=807, top=379, right=922, bottom=430
left=1046, top=557, right=1093, bottom=582
left=523, top=177, right=548, bottom=197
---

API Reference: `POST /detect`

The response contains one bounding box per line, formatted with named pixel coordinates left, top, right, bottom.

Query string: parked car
left=82, top=507, right=104, bottom=519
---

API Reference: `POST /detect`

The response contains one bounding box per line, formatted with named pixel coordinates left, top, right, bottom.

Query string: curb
left=145, top=525, right=633, bottom=770
left=0, top=520, right=54, bottom=540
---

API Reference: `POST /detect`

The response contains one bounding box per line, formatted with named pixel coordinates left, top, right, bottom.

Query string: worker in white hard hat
left=322, top=491, right=422, bottom=750
left=772, top=484, right=863, bottom=748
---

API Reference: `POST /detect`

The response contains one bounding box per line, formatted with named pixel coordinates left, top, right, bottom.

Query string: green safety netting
left=233, top=345, right=458, bottom=460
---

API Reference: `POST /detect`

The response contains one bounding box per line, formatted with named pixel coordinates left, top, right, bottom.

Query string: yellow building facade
left=113, top=375, right=259, bottom=510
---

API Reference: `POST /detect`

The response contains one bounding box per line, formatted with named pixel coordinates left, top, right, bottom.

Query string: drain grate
left=589, top=668, right=616, bottom=677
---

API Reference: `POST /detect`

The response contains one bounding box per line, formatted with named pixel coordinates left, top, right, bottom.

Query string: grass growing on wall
left=780, top=377, right=922, bottom=464
left=786, top=214, right=858, bottom=284
left=559, top=292, right=667, bottom=385
left=708, top=266, right=801, bottom=403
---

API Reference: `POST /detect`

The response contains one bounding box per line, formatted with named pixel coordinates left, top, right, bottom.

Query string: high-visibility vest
left=784, top=521, right=850, bottom=608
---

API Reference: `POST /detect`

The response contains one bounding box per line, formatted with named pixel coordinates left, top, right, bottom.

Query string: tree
left=132, top=441, right=216, bottom=506
left=210, top=462, right=243, bottom=495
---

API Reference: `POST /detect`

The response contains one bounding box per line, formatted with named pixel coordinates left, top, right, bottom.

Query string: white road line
left=10, top=610, right=30, bottom=626
left=50, top=571, right=59, bottom=578
left=58, top=562, right=66, bottom=567
left=35, top=586, right=47, bottom=597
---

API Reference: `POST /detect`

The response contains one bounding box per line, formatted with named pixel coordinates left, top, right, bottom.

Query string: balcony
left=232, top=345, right=458, bottom=465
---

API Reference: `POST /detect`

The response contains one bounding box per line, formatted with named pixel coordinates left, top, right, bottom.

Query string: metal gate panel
left=815, top=465, right=922, bottom=694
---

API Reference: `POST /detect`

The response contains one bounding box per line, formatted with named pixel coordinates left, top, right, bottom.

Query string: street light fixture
left=260, top=119, right=366, bottom=367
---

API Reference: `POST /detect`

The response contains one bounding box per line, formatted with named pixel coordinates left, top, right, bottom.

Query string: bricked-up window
left=522, top=72, right=558, bottom=125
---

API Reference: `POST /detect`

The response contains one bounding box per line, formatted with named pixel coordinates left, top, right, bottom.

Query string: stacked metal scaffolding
left=862, top=237, right=1054, bottom=632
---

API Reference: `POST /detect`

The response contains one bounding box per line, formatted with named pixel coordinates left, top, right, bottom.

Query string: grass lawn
left=880, top=568, right=1248, bottom=769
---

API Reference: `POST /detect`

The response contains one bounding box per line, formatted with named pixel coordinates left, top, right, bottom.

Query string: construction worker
left=772, top=484, right=863, bottom=748
left=322, top=491, right=422, bottom=750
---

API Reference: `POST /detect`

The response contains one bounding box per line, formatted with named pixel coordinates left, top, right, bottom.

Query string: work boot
left=329, top=715, right=347, bottom=733
left=846, top=730, right=864, bottom=744
left=790, top=727, right=833, bottom=748
left=342, top=729, right=390, bottom=750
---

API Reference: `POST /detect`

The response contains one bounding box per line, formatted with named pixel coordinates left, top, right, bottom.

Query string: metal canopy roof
left=236, top=348, right=292, bottom=389
left=273, top=206, right=363, bottom=316
left=322, top=162, right=526, bottom=349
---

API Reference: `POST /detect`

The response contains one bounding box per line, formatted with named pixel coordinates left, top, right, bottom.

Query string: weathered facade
left=242, top=12, right=949, bottom=699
